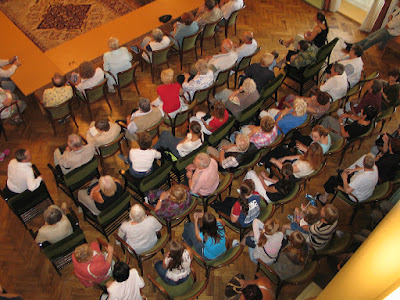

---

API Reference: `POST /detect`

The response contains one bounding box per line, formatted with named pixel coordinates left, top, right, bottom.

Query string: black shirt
left=267, top=175, right=296, bottom=202
left=345, top=122, right=371, bottom=141
left=244, top=63, right=275, bottom=92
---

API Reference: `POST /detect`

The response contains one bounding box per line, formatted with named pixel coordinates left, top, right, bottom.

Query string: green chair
left=114, top=231, right=171, bottom=276
left=200, top=18, right=222, bottom=56
left=96, top=132, right=124, bottom=170
left=257, top=256, right=319, bottom=298
left=218, top=198, right=275, bottom=240
left=316, top=37, right=339, bottom=66
left=109, top=61, right=140, bottom=105
left=234, top=97, right=264, bottom=127
left=273, top=181, right=301, bottom=213
left=222, top=5, right=246, bottom=38
left=0, top=100, right=27, bottom=141
left=214, top=65, right=236, bottom=90
left=359, top=71, right=380, bottom=97
left=376, top=105, right=396, bottom=133
left=341, top=82, right=363, bottom=109
left=81, top=191, right=132, bottom=241
left=283, top=114, right=312, bottom=142
left=259, top=73, right=286, bottom=111
left=120, top=162, right=173, bottom=203
left=164, top=100, right=197, bottom=136
left=330, top=181, right=393, bottom=224
left=299, top=157, right=327, bottom=191
left=326, top=135, right=346, bottom=162
left=234, top=46, right=261, bottom=88
left=73, top=78, right=112, bottom=121
left=37, top=209, right=87, bottom=275
left=146, top=114, right=166, bottom=140
left=1, top=172, right=54, bottom=228
left=140, top=42, right=174, bottom=83
left=171, top=30, right=202, bottom=70
left=34, top=94, right=78, bottom=136
left=172, top=143, right=208, bottom=183
left=191, top=83, right=215, bottom=110
left=193, top=172, right=233, bottom=213
left=187, top=240, right=244, bottom=278
left=148, top=260, right=208, bottom=300
left=314, top=231, right=353, bottom=258
left=327, top=99, right=341, bottom=115
left=47, top=157, right=100, bottom=206
left=206, top=116, right=236, bottom=147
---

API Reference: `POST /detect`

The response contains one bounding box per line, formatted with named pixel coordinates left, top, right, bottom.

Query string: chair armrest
left=147, top=274, right=171, bottom=300
left=257, top=259, right=281, bottom=280
left=32, top=164, right=41, bottom=177
left=29, top=229, right=38, bottom=240
left=113, top=232, right=139, bottom=258
left=104, top=71, right=117, bottom=83
left=209, top=153, right=219, bottom=162
left=142, top=201, right=155, bottom=212
left=337, top=186, right=359, bottom=203
left=182, top=241, right=206, bottom=266
left=80, top=134, right=88, bottom=145
left=218, top=211, right=232, bottom=223
left=97, top=237, right=109, bottom=249
left=69, top=208, right=80, bottom=226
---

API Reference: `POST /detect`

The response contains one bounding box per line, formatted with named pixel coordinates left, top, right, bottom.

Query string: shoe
left=232, top=239, right=240, bottom=247
left=9, top=117, right=23, bottom=125
left=315, top=193, right=326, bottom=207
left=78, top=207, right=83, bottom=214
left=287, top=214, right=294, bottom=222
left=344, top=42, right=353, bottom=51
left=118, top=154, right=129, bottom=164
left=57, top=118, right=66, bottom=124
left=279, top=39, right=288, bottom=47
left=271, top=50, right=279, bottom=59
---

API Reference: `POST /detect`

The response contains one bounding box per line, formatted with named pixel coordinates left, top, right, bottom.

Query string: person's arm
left=106, top=244, right=114, bottom=265
left=382, top=133, right=390, bottom=153
left=154, top=191, right=169, bottom=211
left=304, top=25, right=322, bottom=42
left=194, top=212, right=203, bottom=242
left=230, top=201, right=241, bottom=223
left=258, top=173, right=279, bottom=193
left=341, top=171, right=355, bottom=195
left=90, top=184, right=104, bottom=204
left=0, top=58, right=19, bottom=78
left=26, top=168, right=42, bottom=192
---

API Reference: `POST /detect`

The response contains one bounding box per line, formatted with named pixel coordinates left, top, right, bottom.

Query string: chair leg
left=50, top=119, right=57, bottom=136
left=350, top=207, right=359, bottom=224
left=201, top=38, right=204, bottom=56
left=0, top=123, right=7, bottom=141
left=86, top=104, right=93, bottom=121
left=71, top=112, right=79, bottom=129
left=214, top=34, right=217, bottom=48
left=118, top=87, right=123, bottom=106
left=104, top=95, right=112, bottom=112
left=234, top=71, right=238, bottom=89
left=139, top=258, right=144, bottom=276
left=194, top=45, right=198, bottom=61
left=133, top=79, right=140, bottom=95
left=180, top=52, right=183, bottom=70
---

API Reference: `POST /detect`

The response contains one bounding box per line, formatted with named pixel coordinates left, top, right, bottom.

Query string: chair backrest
left=98, top=132, right=124, bottom=158
left=236, top=47, right=261, bottom=73
left=165, top=100, right=197, bottom=128
left=215, top=65, right=235, bottom=87
left=226, top=7, right=242, bottom=27
left=316, top=38, right=339, bottom=61
left=152, top=43, right=174, bottom=66
left=236, top=97, right=263, bottom=124
left=34, top=93, right=73, bottom=120
left=361, top=71, right=379, bottom=84
left=181, top=30, right=202, bottom=52
left=202, top=18, right=222, bottom=39
left=259, top=73, right=285, bottom=109
left=174, top=143, right=208, bottom=172
left=302, top=57, right=326, bottom=79
left=146, top=115, right=166, bottom=139
left=63, top=157, right=99, bottom=191
left=117, top=61, right=139, bottom=87
left=85, top=78, right=108, bottom=104
left=139, top=162, right=173, bottom=194
left=206, top=116, right=236, bottom=147
left=192, top=83, right=215, bottom=105
left=96, top=191, right=131, bottom=227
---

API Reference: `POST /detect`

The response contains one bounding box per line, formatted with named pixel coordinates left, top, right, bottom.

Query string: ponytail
left=257, top=219, right=280, bottom=248
left=317, top=11, right=328, bottom=28
left=239, top=179, right=254, bottom=216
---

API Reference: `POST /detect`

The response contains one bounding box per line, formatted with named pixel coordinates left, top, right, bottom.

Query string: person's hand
left=238, top=279, right=247, bottom=287
left=296, top=142, right=307, bottom=153
left=194, top=212, right=203, bottom=221
left=382, top=133, right=389, bottom=144
left=107, top=244, right=114, bottom=254
left=186, top=164, right=195, bottom=171
left=186, top=170, right=193, bottom=179
left=14, top=59, right=22, bottom=67
left=65, top=146, right=71, bottom=152
left=159, top=191, right=169, bottom=201
left=278, top=156, right=287, bottom=163
left=184, top=73, right=190, bottom=80
left=9, top=56, right=17, bottom=64
left=270, top=158, right=279, bottom=165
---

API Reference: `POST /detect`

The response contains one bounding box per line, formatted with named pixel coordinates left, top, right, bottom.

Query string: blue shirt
left=199, top=221, right=226, bottom=259
left=173, top=22, right=200, bottom=47
left=237, top=194, right=261, bottom=227
left=275, top=113, right=307, bottom=135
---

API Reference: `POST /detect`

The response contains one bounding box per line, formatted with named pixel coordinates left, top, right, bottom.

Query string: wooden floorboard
left=1, top=0, right=399, bottom=299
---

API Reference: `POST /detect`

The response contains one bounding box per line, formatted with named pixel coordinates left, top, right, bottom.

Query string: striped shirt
left=307, top=220, right=338, bottom=250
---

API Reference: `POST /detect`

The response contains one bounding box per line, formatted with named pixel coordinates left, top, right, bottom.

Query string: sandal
left=279, top=39, right=288, bottom=47
left=315, top=193, right=326, bottom=207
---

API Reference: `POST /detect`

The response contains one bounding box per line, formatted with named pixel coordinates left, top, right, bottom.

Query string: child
left=282, top=205, right=319, bottom=235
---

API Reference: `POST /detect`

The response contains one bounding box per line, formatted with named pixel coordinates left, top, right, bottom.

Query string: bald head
left=241, top=31, right=254, bottom=44
left=52, top=73, right=65, bottom=87
left=221, top=39, right=234, bottom=53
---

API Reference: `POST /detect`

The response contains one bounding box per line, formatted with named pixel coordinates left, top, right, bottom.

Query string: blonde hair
left=129, top=204, right=146, bottom=223
left=312, top=125, right=329, bottom=137
left=304, top=206, right=320, bottom=225
left=108, top=37, right=119, bottom=50
left=260, top=53, right=274, bottom=67
left=257, top=219, right=280, bottom=248
left=293, top=98, right=307, bottom=117
left=242, top=78, right=257, bottom=94
left=161, top=69, right=174, bottom=84
left=260, top=115, right=275, bottom=133
left=324, top=204, right=339, bottom=225
left=235, top=133, right=250, bottom=152
left=302, top=143, right=323, bottom=170
left=195, top=59, right=209, bottom=75
left=74, top=244, right=93, bottom=263
left=99, top=176, right=117, bottom=197
left=363, top=153, right=375, bottom=169
left=169, top=184, right=187, bottom=204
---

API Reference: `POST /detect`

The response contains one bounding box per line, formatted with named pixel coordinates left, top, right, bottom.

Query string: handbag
left=225, top=273, right=245, bottom=299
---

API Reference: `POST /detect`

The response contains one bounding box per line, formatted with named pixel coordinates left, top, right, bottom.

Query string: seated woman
left=135, top=28, right=171, bottom=63
left=374, top=134, right=400, bottom=183
left=73, top=61, right=105, bottom=95
left=320, top=105, right=377, bottom=142
left=284, top=40, right=318, bottom=70
left=106, top=262, right=144, bottom=299
left=247, top=219, right=283, bottom=264
left=287, top=124, right=332, bottom=155
left=259, top=98, right=308, bottom=135
left=279, top=11, right=328, bottom=48
left=270, top=231, right=309, bottom=280
left=171, top=12, right=199, bottom=47
left=211, top=179, right=261, bottom=227
left=154, top=239, right=192, bottom=286
left=307, top=204, right=339, bottom=250
left=182, top=211, right=227, bottom=260
left=85, top=118, right=121, bottom=148
left=207, top=133, right=258, bottom=170
left=151, top=184, right=192, bottom=220
left=103, top=37, right=133, bottom=93
left=181, top=59, right=215, bottom=101
left=72, top=242, right=114, bottom=287
left=261, top=143, right=324, bottom=179
left=154, top=121, right=203, bottom=159
left=35, top=203, right=73, bottom=244
left=213, top=78, right=260, bottom=118
left=190, top=100, right=229, bottom=135
left=381, top=68, right=400, bottom=109
left=244, top=163, right=296, bottom=203
left=118, top=204, right=162, bottom=254
left=152, top=69, right=185, bottom=119
left=231, top=115, right=278, bottom=149
left=78, top=175, right=124, bottom=215
left=0, top=88, right=26, bottom=124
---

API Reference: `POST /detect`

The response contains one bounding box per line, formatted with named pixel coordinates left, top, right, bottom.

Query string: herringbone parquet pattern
left=1, top=0, right=399, bottom=299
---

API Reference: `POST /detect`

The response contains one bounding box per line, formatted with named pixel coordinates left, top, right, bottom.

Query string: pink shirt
left=191, top=158, right=219, bottom=196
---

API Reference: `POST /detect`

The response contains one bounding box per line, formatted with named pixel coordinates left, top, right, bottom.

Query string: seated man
left=235, top=31, right=258, bottom=63
left=319, top=63, right=348, bottom=102
left=319, top=153, right=378, bottom=204
left=54, top=134, right=95, bottom=175
left=286, top=40, right=317, bottom=70
left=195, top=0, right=223, bottom=28
left=181, top=59, right=215, bottom=101
left=0, top=56, right=21, bottom=92
left=220, top=0, right=244, bottom=21
left=186, top=153, right=220, bottom=196
left=85, top=118, right=121, bottom=148
left=4, top=149, right=42, bottom=198
left=42, top=73, right=73, bottom=107
left=338, top=44, right=364, bottom=88
left=0, top=87, right=26, bottom=124
left=207, top=38, right=238, bottom=80
left=344, top=79, right=383, bottom=115
left=122, top=97, right=163, bottom=141
left=239, top=52, right=275, bottom=92
left=35, top=203, right=73, bottom=245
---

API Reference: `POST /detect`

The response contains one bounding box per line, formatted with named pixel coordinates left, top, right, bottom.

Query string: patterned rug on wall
left=0, top=0, right=154, bottom=52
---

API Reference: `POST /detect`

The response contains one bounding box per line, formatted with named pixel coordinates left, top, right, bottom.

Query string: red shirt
left=208, top=110, right=229, bottom=132
left=157, top=83, right=181, bottom=114
left=72, top=241, right=111, bottom=287
left=353, top=91, right=382, bottom=114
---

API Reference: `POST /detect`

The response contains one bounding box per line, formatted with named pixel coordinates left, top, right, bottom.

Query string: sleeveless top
left=313, top=25, right=329, bottom=48
left=89, top=182, right=124, bottom=211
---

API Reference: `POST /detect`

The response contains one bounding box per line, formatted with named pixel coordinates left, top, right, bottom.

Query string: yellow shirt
left=42, top=85, right=73, bottom=107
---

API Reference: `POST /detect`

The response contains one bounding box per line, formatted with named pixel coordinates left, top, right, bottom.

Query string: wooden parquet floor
left=1, top=0, right=400, bottom=299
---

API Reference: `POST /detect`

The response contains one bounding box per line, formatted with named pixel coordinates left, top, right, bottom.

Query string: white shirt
left=208, top=51, right=238, bottom=79
left=320, top=73, right=348, bottom=101
left=340, top=56, right=363, bottom=88
left=103, top=47, right=132, bottom=76
left=142, top=36, right=171, bottom=62
left=7, top=159, right=42, bottom=193
left=176, top=133, right=203, bottom=157
left=164, top=249, right=191, bottom=281
left=253, top=219, right=284, bottom=264
left=0, top=59, right=17, bottom=78
left=182, top=70, right=214, bottom=99
left=236, top=39, right=258, bottom=62
left=221, top=0, right=244, bottom=20
left=129, top=149, right=161, bottom=172
left=387, top=6, right=400, bottom=36
left=107, top=268, right=144, bottom=300
left=76, top=68, right=105, bottom=94
left=293, top=160, right=314, bottom=178
left=118, top=216, right=162, bottom=254
left=348, top=154, right=379, bottom=202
